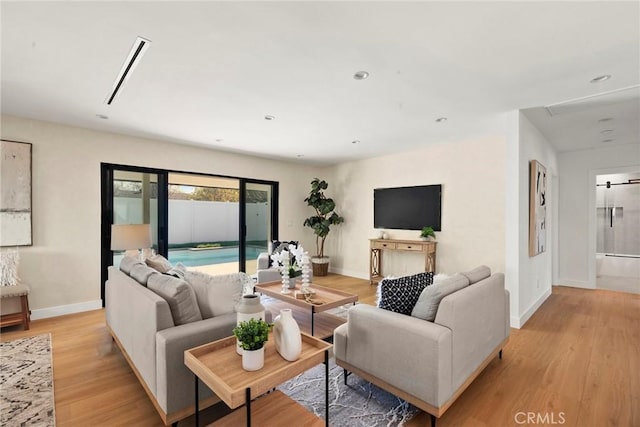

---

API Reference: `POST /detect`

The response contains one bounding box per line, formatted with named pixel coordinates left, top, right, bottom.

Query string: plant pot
left=242, top=346, right=264, bottom=371
left=235, top=295, right=266, bottom=355
left=287, top=277, right=298, bottom=289
left=311, top=256, right=329, bottom=276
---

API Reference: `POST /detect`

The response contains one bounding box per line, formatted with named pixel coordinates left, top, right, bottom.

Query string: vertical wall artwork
left=1, top=140, right=32, bottom=246
left=529, top=160, right=547, bottom=257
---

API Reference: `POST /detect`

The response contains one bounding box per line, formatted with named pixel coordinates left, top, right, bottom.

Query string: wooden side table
left=369, top=239, right=437, bottom=285
left=185, top=332, right=331, bottom=426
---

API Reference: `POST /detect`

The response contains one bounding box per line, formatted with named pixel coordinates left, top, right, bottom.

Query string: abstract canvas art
left=1, top=140, right=32, bottom=246
left=529, top=160, right=546, bottom=257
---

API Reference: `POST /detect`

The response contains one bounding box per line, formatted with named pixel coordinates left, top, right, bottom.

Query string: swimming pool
left=113, top=246, right=266, bottom=268
left=168, top=246, right=265, bottom=267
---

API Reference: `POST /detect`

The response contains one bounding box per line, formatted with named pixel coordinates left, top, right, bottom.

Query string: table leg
left=311, top=305, right=316, bottom=336
left=325, top=350, right=329, bottom=426
left=246, top=387, right=251, bottom=427
left=194, top=375, right=199, bottom=427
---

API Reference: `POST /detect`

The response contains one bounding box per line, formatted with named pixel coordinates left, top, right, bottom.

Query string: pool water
left=168, top=246, right=265, bottom=267
left=113, top=246, right=266, bottom=268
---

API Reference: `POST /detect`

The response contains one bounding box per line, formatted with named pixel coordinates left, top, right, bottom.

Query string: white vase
left=287, top=277, right=297, bottom=289
left=236, top=295, right=265, bottom=355
left=242, top=347, right=264, bottom=371
left=273, top=309, right=301, bottom=361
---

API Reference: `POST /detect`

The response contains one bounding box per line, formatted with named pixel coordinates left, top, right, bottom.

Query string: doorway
left=595, top=171, right=640, bottom=294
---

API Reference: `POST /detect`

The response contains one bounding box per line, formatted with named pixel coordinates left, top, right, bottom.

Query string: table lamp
left=111, top=224, right=152, bottom=260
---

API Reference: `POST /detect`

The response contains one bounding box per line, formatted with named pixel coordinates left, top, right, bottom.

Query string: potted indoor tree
left=303, top=178, right=344, bottom=276
left=420, top=226, right=436, bottom=241
left=233, top=318, right=271, bottom=371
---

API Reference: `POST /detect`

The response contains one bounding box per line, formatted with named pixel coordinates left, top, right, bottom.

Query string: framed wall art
left=529, top=159, right=546, bottom=257
left=1, top=140, right=32, bottom=246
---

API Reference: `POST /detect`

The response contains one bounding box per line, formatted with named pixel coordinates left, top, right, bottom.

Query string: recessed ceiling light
left=590, top=75, right=611, bottom=83
left=96, top=114, right=109, bottom=120
left=600, top=129, right=614, bottom=134
left=264, top=115, right=275, bottom=121
left=351, top=140, right=360, bottom=144
left=598, top=117, right=614, bottom=123
left=353, top=71, right=369, bottom=80
left=435, top=117, right=447, bottom=123
left=602, top=139, right=614, bottom=143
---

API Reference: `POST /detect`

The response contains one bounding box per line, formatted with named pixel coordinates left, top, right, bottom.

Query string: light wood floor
left=1, top=275, right=638, bottom=427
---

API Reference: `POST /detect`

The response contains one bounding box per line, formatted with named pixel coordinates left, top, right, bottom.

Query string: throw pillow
left=411, top=274, right=470, bottom=321
left=460, top=265, right=491, bottom=284
left=165, top=263, right=187, bottom=279
left=377, top=271, right=434, bottom=315
left=145, top=254, right=173, bottom=273
left=129, top=264, right=159, bottom=286
left=147, top=274, right=203, bottom=326
left=0, top=250, right=20, bottom=287
left=184, top=271, right=247, bottom=318
left=268, top=240, right=299, bottom=266
left=119, top=256, right=143, bottom=275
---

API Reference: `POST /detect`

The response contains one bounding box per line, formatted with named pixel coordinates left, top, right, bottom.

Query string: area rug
left=0, top=334, right=56, bottom=426
left=280, top=359, right=418, bottom=427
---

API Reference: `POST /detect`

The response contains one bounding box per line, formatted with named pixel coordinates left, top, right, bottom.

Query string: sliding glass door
left=244, top=181, right=277, bottom=275
left=101, top=163, right=278, bottom=305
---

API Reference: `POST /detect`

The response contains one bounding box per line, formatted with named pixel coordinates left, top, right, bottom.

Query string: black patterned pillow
left=268, top=240, right=299, bottom=266
left=377, top=272, right=434, bottom=315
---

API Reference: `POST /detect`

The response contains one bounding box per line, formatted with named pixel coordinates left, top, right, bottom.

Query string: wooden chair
left=0, top=283, right=31, bottom=330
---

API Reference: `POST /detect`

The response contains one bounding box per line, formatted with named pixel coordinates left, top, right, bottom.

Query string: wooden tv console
left=369, top=238, right=437, bottom=285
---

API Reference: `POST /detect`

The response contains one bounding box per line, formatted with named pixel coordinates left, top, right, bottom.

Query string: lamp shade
left=110, top=224, right=152, bottom=251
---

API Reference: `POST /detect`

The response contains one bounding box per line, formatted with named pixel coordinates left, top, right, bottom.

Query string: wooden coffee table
left=254, top=281, right=358, bottom=339
left=185, top=332, right=331, bottom=427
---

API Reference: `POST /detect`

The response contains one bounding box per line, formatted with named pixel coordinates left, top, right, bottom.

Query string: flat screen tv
left=374, top=185, right=442, bottom=231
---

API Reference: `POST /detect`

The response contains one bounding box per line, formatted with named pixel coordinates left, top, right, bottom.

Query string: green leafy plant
left=303, top=178, right=344, bottom=258
left=233, top=318, right=272, bottom=351
left=420, top=226, right=435, bottom=239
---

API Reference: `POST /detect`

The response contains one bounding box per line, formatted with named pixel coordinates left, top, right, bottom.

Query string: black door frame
left=100, top=162, right=278, bottom=306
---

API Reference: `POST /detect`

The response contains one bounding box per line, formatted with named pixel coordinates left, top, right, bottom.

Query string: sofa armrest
left=257, top=252, right=270, bottom=270
left=256, top=268, right=281, bottom=284
left=155, top=314, right=237, bottom=415
left=337, top=304, right=453, bottom=407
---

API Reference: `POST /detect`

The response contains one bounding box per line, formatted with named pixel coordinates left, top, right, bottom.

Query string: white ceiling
left=2, top=2, right=639, bottom=165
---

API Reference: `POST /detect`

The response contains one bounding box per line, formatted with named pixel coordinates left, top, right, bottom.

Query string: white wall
left=327, top=135, right=506, bottom=280
left=558, top=145, right=640, bottom=288
left=509, top=112, right=558, bottom=328
left=0, top=114, right=321, bottom=317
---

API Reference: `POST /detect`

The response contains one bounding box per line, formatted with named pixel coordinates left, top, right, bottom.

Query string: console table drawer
left=373, top=241, right=397, bottom=250
left=397, top=243, right=422, bottom=251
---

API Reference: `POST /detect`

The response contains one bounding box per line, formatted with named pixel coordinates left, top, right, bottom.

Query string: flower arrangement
left=270, top=244, right=306, bottom=278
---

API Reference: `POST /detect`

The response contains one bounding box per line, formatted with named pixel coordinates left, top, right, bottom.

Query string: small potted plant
left=233, top=318, right=272, bottom=371
left=420, top=226, right=436, bottom=241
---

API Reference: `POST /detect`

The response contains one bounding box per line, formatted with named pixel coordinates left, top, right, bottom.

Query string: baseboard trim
left=328, top=267, right=369, bottom=281
left=518, top=288, right=552, bottom=328
left=31, top=300, right=102, bottom=320
left=557, top=279, right=593, bottom=289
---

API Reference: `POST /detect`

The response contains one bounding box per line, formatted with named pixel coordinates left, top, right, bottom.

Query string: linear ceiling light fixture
left=105, top=36, right=151, bottom=105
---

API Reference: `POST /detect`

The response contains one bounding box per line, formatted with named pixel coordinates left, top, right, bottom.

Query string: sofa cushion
left=130, top=264, right=159, bottom=286
left=460, top=265, right=491, bottom=284
left=119, top=256, right=143, bottom=275
left=377, top=272, right=434, bottom=315
left=147, top=274, right=203, bottom=325
left=165, top=263, right=187, bottom=279
left=411, top=274, right=470, bottom=321
left=145, top=255, right=173, bottom=273
left=184, top=271, right=249, bottom=318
